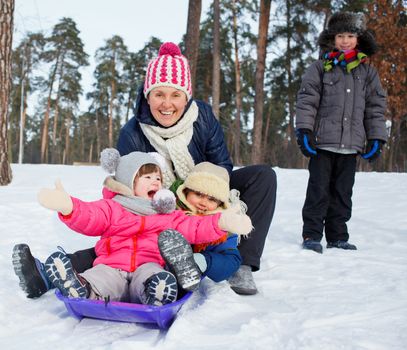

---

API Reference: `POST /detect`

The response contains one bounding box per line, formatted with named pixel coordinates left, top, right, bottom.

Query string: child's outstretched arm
left=38, top=179, right=114, bottom=236
left=172, top=209, right=252, bottom=245
left=37, top=179, right=73, bottom=215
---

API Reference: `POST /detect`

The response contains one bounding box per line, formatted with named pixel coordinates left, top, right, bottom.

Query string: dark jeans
left=230, top=165, right=277, bottom=271
left=69, top=165, right=277, bottom=274
left=302, top=150, right=356, bottom=243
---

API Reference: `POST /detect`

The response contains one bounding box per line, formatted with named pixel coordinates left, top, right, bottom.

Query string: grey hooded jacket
left=295, top=61, right=387, bottom=153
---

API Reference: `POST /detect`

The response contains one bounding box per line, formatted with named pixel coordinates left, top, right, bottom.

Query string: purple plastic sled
left=55, top=289, right=192, bottom=329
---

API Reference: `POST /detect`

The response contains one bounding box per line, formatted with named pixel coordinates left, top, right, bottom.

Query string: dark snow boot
left=228, top=265, right=258, bottom=295
left=158, top=229, right=202, bottom=291
left=44, top=251, right=89, bottom=298
left=143, top=271, right=178, bottom=306
left=12, top=244, right=52, bottom=298
left=327, top=240, right=357, bottom=250
left=302, top=239, right=323, bottom=254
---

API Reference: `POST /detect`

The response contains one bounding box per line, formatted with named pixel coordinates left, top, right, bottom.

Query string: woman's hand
left=37, top=179, right=73, bottom=215
left=218, top=209, right=253, bottom=236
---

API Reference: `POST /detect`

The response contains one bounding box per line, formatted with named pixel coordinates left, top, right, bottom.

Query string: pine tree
left=185, top=0, right=202, bottom=92
left=9, top=33, right=44, bottom=164
left=94, top=35, right=128, bottom=147
left=40, top=17, right=88, bottom=163
left=122, top=37, right=161, bottom=123
left=265, top=0, right=322, bottom=168
left=251, top=0, right=272, bottom=164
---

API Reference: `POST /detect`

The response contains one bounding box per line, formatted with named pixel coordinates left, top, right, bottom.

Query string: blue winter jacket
left=117, top=86, right=233, bottom=174
left=200, top=234, right=242, bottom=282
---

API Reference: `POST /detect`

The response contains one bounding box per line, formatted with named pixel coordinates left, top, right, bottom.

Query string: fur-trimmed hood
left=103, top=176, right=134, bottom=197
left=318, top=12, right=378, bottom=56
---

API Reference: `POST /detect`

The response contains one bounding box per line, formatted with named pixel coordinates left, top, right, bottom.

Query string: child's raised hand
left=37, top=179, right=73, bottom=215
left=218, top=209, right=253, bottom=236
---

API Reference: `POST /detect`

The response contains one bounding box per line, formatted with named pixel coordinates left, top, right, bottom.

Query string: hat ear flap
left=100, top=148, right=121, bottom=174
left=318, top=29, right=335, bottom=53
left=357, top=29, right=378, bottom=56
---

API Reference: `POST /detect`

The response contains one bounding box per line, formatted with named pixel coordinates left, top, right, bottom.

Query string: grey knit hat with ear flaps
left=318, top=11, right=378, bottom=56
left=100, top=148, right=161, bottom=192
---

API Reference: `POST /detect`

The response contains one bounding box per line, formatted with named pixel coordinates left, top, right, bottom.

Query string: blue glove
left=361, top=140, right=384, bottom=162
left=296, top=129, right=317, bottom=157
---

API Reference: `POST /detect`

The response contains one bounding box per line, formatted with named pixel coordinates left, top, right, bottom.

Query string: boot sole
left=158, top=229, right=201, bottom=291
left=44, top=252, right=88, bottom=298
left=12, top=244, right=48, bottom=298
left=144, top=271, right=178, bottom=306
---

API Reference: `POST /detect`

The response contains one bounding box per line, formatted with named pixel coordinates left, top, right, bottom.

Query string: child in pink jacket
left=38, top=150, right=251, bottom=306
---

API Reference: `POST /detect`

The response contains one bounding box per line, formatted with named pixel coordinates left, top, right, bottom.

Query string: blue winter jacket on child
left=199, top=234, right=242, bottom=282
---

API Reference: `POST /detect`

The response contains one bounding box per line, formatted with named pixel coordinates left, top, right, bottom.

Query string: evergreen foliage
left=7, top=1, right=406, bottom=171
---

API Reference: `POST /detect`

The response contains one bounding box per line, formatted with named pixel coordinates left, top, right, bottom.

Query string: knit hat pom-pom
left=159, top=42, right=181, bottom=57
left=152, top=189, right=176, bottom=214
left=100, top=148, right=121, bottom=174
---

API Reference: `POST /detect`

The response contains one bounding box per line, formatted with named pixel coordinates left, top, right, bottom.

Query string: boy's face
left=185, top=190, right=222, bottom=214
left=334, top=32, right=358, bottom=51
left=133, top=171, right=162, bottom=200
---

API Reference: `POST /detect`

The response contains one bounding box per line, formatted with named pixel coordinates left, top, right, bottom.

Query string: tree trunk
left=51, top=95, right=60, bottom=163
left=232, top=0, right=242, bottom=165
left=108, top=79, right=116, bottom=147
left=0, top=0, right=14, bottom=185
left=125, top=88, right=133, bottom=123
left=251, top=0, right=271, bottom=164
left=96, top=96, right=102, bottom=156
left=211, top=0, right=221, bottom=119
left=285, top=0, right=298, bottom=168
left=64, top=111, right=71, bottom=164
left=88, top=141, right=93, bottom=163
left=52, top=64, right=64, bottom=161
left=18, top=73, right=27, bottom=164
left=41, top=57, right=59, bottom=163
left=184, top=0, right=202, bottom=93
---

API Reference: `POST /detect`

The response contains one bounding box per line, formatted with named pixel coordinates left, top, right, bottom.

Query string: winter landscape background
left=0, top=164, right=406, bottom=350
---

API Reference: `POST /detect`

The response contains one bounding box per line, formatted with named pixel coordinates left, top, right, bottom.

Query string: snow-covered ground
left=1, top=164, right=406, bottom=350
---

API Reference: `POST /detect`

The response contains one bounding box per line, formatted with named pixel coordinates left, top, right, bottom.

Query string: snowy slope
left=0, top=164, right=406, bottom=350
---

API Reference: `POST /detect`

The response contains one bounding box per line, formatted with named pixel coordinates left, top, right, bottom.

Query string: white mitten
left=37, top=179, right=73, bottom=215
left=218, top=208, right=253, bottom=236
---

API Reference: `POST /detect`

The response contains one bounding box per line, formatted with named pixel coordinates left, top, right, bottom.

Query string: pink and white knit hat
left=144, top=42, right=192, bottom=100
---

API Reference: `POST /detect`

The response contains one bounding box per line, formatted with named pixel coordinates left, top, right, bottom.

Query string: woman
left=13, top=42, right=277, bottom=296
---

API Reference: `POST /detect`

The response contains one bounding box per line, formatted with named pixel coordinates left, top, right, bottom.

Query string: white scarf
left=140, top=101, right=199, bottom=188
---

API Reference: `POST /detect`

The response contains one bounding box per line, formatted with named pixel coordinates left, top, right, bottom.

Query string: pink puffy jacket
left=59, top=197, right=225, bottom=272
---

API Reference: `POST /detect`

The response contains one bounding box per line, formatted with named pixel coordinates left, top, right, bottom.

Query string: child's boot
left=12, top=244, right=52, bottom=298
left=45, top=251, right=89, bottom=298
left=327, top=240, right=357, bottom=250
left=143, top=271, right=178, bottom=306
left=158, top=229, right=202, bottom=291
left=302, top=239, right=323, bottom=254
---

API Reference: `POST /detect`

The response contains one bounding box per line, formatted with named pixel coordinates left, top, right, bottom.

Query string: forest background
left=2, top=0, right=407, bottom=182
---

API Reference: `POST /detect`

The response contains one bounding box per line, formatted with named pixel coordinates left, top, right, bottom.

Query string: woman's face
left=334, top=32, right=358, bottom=51
left=147, top=86, right=188, bottom=127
